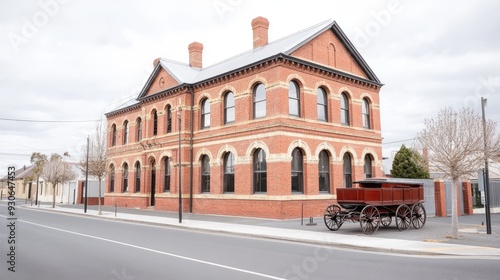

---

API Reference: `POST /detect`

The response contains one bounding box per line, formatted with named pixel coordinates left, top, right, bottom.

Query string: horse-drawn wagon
left=323, top=179, right=426, bottom=235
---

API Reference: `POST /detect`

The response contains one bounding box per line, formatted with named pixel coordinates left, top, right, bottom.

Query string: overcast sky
left=1, top=0, right=499, bottom=175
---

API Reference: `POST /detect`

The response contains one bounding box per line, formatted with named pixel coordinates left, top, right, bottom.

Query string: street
left=0, top=203, right=499, bottom=280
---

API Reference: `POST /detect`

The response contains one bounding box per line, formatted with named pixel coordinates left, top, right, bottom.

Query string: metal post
left=35, top=177, right=39, bottom=206
left=178, top=112, right=182, bottom=224
left=84, top=136, right=89, bottom=214
left=481, top=97, right=492, bottom=234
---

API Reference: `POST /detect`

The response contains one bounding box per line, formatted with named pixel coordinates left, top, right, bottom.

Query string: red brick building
left=104, top=17, right=383, bottom=219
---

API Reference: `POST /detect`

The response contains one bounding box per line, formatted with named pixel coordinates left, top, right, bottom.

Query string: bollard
left=306, top=216, right=317, bottom=226
left=115, top=203, right=117, bottom=217
left=301, top=202, right=304, bottom=225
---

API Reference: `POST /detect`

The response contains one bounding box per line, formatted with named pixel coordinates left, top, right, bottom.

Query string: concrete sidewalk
left=21, top=204, right=500, bottom=257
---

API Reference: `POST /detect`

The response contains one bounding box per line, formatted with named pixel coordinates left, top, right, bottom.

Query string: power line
left=0, top=117, right=99, bottom=123
left=382, top=138, right=415, bottom=145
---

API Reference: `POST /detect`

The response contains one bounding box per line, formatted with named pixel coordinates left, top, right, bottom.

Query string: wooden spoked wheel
left=381, top=215, right=392, bottom=227
left=411, top=203, right=426, bottom=229
left=360, top=205, right=380, bottom=235
left=323, top=204, right=342, bottom=231
left=396, top=204, right=412, bottom=231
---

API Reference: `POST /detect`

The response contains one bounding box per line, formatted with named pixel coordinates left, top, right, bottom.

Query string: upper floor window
left=340, top=93, right=350, bottom=125
left=289, top=81, right=300, bottom=117
left=253, top=84, right=266, bottom=119
left=223, top=152, right=235, bottom=193
left=291, top=148, right=304, bottom=193
left=317, top=88, right=328, bottom=122
left=123, top=121, right=129, bottom=144
left=166, top=105, right=172, bottom=133
left=201, top=99, right=210, bottom=129
left=362, top=98, right=371, bottom=129
left=111, top=124, right=117, bottom=146
left=137, top=118, right=142, bottom=141
left=152, top=110, right=158, bottom=136
left=224, top=92, right=235, bottom=124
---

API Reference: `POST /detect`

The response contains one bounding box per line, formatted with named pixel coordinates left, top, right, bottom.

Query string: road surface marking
left=19, top=219, right=286, bottom=280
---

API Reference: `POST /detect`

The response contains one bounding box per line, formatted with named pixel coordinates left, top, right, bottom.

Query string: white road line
left=16, top=218, right=286, bottom=280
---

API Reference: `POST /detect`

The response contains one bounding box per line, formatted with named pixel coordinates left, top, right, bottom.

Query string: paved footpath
left=19, top=203, right=500, bottom=257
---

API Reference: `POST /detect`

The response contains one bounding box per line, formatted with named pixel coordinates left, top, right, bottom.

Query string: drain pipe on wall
left=188, top=86, right=194, bottom=213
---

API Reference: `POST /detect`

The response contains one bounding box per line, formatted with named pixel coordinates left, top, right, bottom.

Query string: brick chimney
left=251, top=16, right=269, bottom=49
left=188, top=42, right=203, bottom=68
left=153, top=57, right=161, bottom=67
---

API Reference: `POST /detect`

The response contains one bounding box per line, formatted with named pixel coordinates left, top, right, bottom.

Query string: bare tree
left=31, top=152, right=47, bottom=206
left=80, top=121, right=107, bottom=215
left=416, top=107, right=500, bottom=238
left=42, top=153, right=76, bottom=208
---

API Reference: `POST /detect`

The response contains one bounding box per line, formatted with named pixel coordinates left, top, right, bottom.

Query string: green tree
left=391, top=145, right=429, bottom=179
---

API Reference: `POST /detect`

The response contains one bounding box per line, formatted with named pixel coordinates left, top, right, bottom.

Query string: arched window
left=152, top=110, right=158, bottom=136
left=318, top=150, right=330, bottom=193
left=253, top=84, right=266, bottom=119
left=317, top=88, right=328, bottom=122
left=223, top=152, right=235, bottom=193
left=364, top=154, right=373, bottom=178
left=163, top=157, right=170, bottom=192
left=224, top=92, right=235, bottom=124
left=289, top=81, right=300, bottom=117
left=166, top=105, right=172, bottom=133
left=340, top=93, right=350, bottom=125
left=123, top=121, right=129, bottom=144
left=135, top=162, right=141, bottom=193
left=111, top=124, right=117, bottom=146
left=343, top=153, right=352, bottom=188
left=123, top=163, right=129, bottom=192
left=137, top=118, right=142, bottom=141
left=109, top=164, right=115, bottom=192
left=253, top=148, right=267, bottom=193
left=201, top=99, right=210, bottom=129
left=362, top=98, right=371, bottom=129
left=201, top=155, right=210, bottom=193
left=291, top=148, right=304, bottom=193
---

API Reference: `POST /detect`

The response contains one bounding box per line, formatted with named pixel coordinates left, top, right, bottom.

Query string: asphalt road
left=0, top=203, right=499, bottom=280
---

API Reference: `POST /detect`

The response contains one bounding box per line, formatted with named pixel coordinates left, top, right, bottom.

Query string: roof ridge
left=197, top=18, right=335, bottom=72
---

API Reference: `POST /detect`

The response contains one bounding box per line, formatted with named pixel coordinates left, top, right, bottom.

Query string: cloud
left=1, top=0, right=499, bottom=176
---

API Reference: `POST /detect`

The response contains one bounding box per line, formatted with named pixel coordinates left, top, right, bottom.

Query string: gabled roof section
left=110, top=18, right=381, bottom=117
left=152, top=19, right=380, bottom=88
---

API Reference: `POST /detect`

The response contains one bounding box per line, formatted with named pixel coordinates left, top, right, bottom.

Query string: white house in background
left=0, top=163, right=105, bottom=205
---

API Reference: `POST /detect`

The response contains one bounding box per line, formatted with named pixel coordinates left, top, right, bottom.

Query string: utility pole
left=481, top=97, right=492, bottom=234
left=84, top=136, right=89, bottom=214
left=178, top=112, right=182, bottom=223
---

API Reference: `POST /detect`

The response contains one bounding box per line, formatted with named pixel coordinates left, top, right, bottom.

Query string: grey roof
left=108, top=19, right=380, bottom=115
left=157, top=19, right=337, bottom=85
left=0, top=165, right=35, bottom=181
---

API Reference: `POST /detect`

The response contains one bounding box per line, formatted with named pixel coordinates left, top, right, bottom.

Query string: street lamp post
left=481, top=97, right=492, bottom=234
left=84, top=136, right=89, bottom=213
